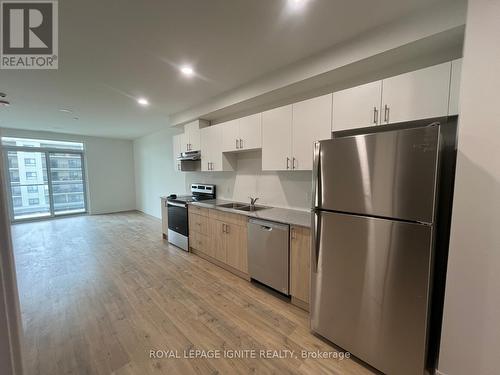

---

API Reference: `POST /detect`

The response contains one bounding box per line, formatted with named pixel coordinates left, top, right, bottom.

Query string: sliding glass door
left=2, top=137, right=87, bottom=222
left=49, top=153, right=86, bottom=216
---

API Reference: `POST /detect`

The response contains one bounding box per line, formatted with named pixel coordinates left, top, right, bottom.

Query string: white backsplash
left=184, top=151, right=312, bottom=211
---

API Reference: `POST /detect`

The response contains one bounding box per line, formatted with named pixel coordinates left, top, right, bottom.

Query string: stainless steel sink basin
left=236, top=205, right=269, bottom=212
left=216, top=202, right=248, bottom=209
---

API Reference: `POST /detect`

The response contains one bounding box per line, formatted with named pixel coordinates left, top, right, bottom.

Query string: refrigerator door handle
left=312, top=141, right=321, bottom=208
left=311, top=210, right=321, bottom=273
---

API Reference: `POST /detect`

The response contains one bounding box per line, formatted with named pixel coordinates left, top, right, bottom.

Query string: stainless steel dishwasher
left=247, top=218, right=290, bottom=295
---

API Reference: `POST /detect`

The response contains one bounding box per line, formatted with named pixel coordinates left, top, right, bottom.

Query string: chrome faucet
left=249, top=196, right=259, bottom=208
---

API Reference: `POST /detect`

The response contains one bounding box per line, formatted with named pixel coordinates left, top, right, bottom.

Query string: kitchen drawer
left=189, top=205, right=209, bottom=217
left=190, top=231, right=210, bottom=255
left=189, top=212, right=209, bottom=235
left=209, top=209, right=247, bottom=226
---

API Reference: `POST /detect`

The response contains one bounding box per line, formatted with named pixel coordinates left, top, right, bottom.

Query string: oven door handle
left=167, top=201, right=187, bottom=208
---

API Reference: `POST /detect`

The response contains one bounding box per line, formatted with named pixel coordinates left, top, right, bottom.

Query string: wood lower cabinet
left=210, top=219, right=227, bottom=263
left=290, top=225, right=311, bottom=311
left=161, top=197, right=168, bottom=239
left=189, top=207, right=248, bottom=278
left=225, top=222, right=248, bottom=273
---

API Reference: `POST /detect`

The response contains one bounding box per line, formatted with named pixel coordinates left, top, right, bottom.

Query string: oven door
left=167, top=201, right=188, bottom=236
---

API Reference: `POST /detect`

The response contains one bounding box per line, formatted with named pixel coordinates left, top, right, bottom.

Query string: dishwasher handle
left=248, top=218, right=289, bottom=232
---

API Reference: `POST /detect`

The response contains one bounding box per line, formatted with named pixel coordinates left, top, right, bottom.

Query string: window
left=11, top=187, right=21, bottom=196
left=68, top=194, right=83, bottom=203
left=2, top=138, right=87, bottom=221
left=10, top=171, right=20, bottom=183
left=26, top=172, right=37, bottom=180
left=54, top=195, right=67, bottom=204
left=8, top=155, right=18, bottom=169
left=13, top=197, right=22, bottom=207
left=68, top=159, right=81, bottom=168
left=69, top=171, right=81, bottom=180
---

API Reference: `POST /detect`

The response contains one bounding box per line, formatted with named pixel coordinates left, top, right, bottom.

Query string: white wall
left=133, top=144, right=312, bottom=219
left=0, top=128, right=136, bottom=215
left=133, top=127, right=185, bottom=218
left=438, top=1, right=500, bottom=374
left=185, top=151, right=312, bottom=211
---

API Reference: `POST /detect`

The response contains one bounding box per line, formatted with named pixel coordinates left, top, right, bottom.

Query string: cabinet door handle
left=384, top=105, right=390, bottom=123
left=286, top=157, right=290, bottom=170
left=235, top=139, right=239, bottom=149
left=225, top=224, right=229, bottom=234
left=373, top=107, right=378, bottom=124
left=292, top=157, right=297, bottom=170
left=291, top=227, right=296, bottom=239
left=239, top=138, right=243, bottom=149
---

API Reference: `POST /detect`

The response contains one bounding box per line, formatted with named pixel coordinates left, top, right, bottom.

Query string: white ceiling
left=0, top=0, right=445, bottom=139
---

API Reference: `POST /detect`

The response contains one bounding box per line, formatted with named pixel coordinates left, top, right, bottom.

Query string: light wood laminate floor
left=11, top=212, right=375, bottom=375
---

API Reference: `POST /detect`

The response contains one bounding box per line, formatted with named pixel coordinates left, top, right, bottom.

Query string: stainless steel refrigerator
left=310, top=119, right=457, bottom=375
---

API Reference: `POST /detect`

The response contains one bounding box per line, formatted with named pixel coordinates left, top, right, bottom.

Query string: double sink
left=217, top=202, right=269, bottom=212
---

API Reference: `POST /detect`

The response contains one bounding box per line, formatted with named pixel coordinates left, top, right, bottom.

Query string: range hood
left=177, top=151, right=201, bottom=171
left=177, top=150, right=201, bottom=161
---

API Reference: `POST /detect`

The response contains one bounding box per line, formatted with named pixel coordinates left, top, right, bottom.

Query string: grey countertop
left=189, top=199, right=311, bottom=228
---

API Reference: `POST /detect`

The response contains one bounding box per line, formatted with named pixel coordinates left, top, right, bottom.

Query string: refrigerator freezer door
left=314, top=125, right=439, bottom=223
left=310, top=210, right=433, bottom=375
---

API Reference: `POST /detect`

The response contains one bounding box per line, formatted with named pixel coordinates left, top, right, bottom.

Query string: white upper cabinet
left=448, top=58, right=462, bottom=116
left=174, top=60, right=460, bottom=173
left=292, top=94, right=333, bottom=170
left=182, top=120, right=208, bottom=152
left=172, top=134, right=182, bottom=171
left=381, top=62, right=451, bottom=124
left=262, top=105, right=293, bottom=171
left=332, top=81, right=382, bottom=131
left=201, top=125, right=234, bottom=172
left=222, top=114, right=262, bottom=152
left=238, top=113, right=262, bottom=150
left=221, top=120, right=239, bottom=152
left=200, top=127, right=211, bottom=172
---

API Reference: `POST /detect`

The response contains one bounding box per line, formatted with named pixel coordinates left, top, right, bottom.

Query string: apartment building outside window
left=1, top=137, right=88, bottom=221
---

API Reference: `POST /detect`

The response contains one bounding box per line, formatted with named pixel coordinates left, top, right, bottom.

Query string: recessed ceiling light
left=180, top=65, right=195, bottom=77
left=137, top=97, right=149, bottom=106
left=0, top=99, right=10, bottom=107
left=59, top=108, right=72, bottom=113
left=288, top=0, right=309, bottom=11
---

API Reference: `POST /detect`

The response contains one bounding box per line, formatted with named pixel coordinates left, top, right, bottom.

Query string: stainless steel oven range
left=167, top=183, right=215, bottom=251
